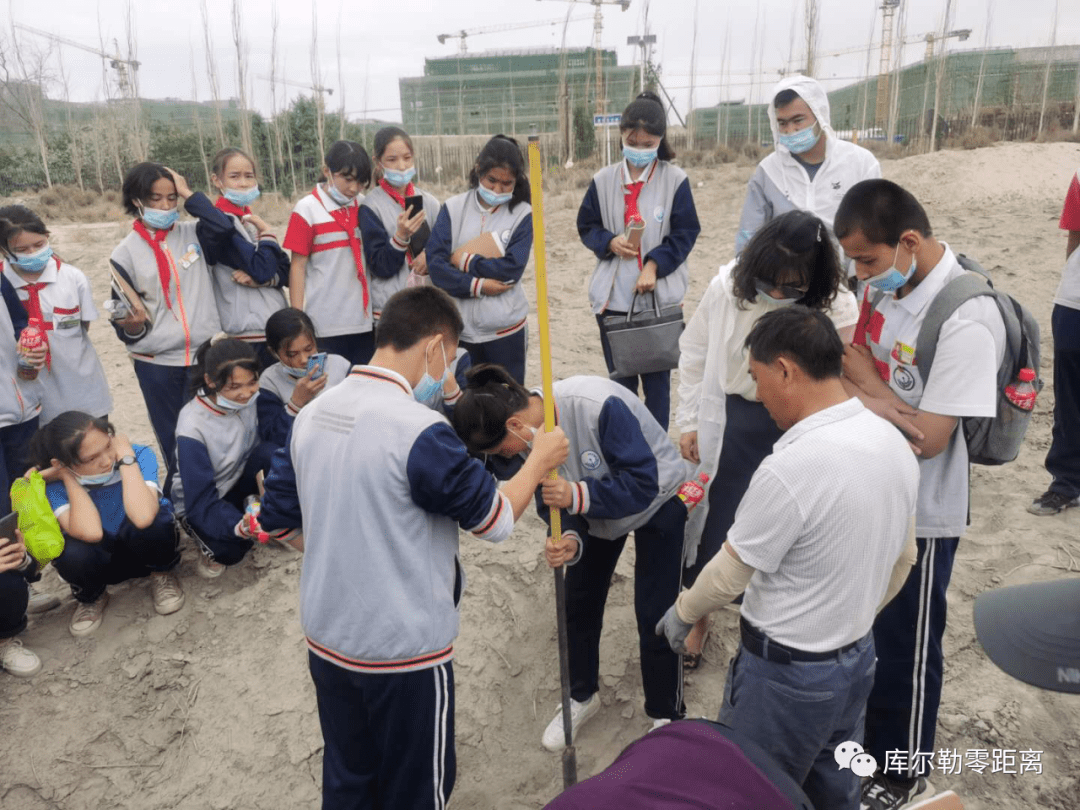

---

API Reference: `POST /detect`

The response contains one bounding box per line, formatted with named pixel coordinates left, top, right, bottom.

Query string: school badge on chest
left=580, top=450, right=602, bottom=471
left=179, top=244, right=201, bottom=269
left=652, top=206, right=665, bottom=224
left=893, top=365, right=916, bottom=392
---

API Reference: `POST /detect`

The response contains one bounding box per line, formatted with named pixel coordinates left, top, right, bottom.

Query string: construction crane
left=13, top=22, right=140, bottom=99
left=920, top=28, right=972, bottom=60
left=875, top=0, right=901, bottom=126
left=257, top=75, right=333, bottom=96
left=437, top=14, right=593, bottom=54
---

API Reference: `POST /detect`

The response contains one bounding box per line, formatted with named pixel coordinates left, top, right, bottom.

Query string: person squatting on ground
left=577, top=91, right=701, bottom=429
left=834, top=179, right=1006, bottom=809
left=452, top=364, right=690, bottom=750
left=675, top=210, right=859, bottom=665
left=258, top=285, right=569, bottom=810
left=657, top=305, right=919, bottom=810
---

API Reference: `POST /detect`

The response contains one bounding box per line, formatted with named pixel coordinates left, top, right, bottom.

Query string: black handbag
left=600, top=291, right=684, bottom=378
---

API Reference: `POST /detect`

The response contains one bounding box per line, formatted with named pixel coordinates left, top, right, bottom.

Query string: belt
left=739, top=617, right=860, bottom=665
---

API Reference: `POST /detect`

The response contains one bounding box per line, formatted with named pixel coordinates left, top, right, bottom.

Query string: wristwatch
left=119, top=455, right=137, bottom=467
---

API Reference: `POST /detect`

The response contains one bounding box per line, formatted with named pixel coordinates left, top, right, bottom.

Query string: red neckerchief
left=317, top=186, right=369, bottom=310
left=379, top=179, right=417, bottom=265
left=623, top=162, right=656, bottom=271
left=215, top=197, right=251, bottom=218
left=132, top=219, right=175, bottom=310
left=13, top=258, right=58, bottom=369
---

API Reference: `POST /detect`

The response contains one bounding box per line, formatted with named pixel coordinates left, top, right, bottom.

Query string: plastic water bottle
left=17, top=318, right=45, bottom=381
left=1005, top=368, right=1038, bottom=411
left=677, top=473, right=711, bottom=513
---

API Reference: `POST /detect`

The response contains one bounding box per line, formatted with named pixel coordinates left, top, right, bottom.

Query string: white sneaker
left=26, top=584, right=60, bottom=614
left=197, top=550, right=226, bottom=579
left=650, top=718, right=672, bottom=732
left=70, top=593, right=109, bottom=637
left=0, top=637, right=41, bottom=677
left=149, top=571, right=185, bottom=615
left=542, top=695, right=600, bottom=752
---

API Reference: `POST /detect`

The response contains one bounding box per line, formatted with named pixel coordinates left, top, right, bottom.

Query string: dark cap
left=973, top=577, right=1080, bottom=694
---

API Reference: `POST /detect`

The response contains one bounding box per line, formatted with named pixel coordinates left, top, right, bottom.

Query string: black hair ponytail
left=26, top=411, right=114, bottom=470
left=189, top=338, right=260, bottom=397
left=451, top=363, right=532, bottom=453
left=619, top=91, right=674, bottom=161
left=467, top=135, right=531, bottom=211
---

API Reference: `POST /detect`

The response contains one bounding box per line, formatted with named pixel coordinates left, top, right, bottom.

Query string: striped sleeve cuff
left=460, top=252, right=473, bottom=272
left=286, top=399, right=302, bottom=416
left=470, top=277, right=484, bottom=298
left=259, top=233, right=279, bottom=243
left=567, top=481, right=590, bottom=515
left=468, top=490, right=513, bottom=543
left=391, top=234, right=409, bottom=251
left=563, top=531, right=584, bottom=566
left=443, top=386, right=462, bottom=406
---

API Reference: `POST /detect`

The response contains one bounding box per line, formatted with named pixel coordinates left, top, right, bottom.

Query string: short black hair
left=834, top=179, right=933, bottom=247
left=325, top=140, right=372, bottom=186
left=620, top=91, right=674, bottom=160
left=0, top=204, right=49, bottom=258
left=732, top=210, right=841, bottom=310
left=26, top=411, right=115, bottom=470
left=122, top=162, right=173, bottom=217
left=265, top=307, right=318, bottom=353
left=375, top=286, right=463, bottom=351
left=451, top=363, right=531, bottom=454
left=468, top=135, right=530, bottom=211
left=773, top=88, right=802, bottom=108
left=745, top=305, right=843, bottom=381
left=191, top=338, right=260, bottom=396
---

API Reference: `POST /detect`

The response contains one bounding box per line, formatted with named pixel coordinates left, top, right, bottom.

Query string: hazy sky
left=7, top=0, right=1080, bottom=122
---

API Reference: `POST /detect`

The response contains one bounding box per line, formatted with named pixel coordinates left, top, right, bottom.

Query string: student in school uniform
left=207, top=147, right=289, bottom=367
left=173, top=338, right=299, bottom=580
left=257, top=308, right=351, bottom=447
left=427, top=135, right=532, bottom=385
left=109, top=163, right=234, bottom=495
left=0, top=206, right=112, bottom=424
left=833, top=180, right=1006, bottom=808
left=0, top=272, right=44, bottom=516
left=452, top=364, right=690, bottom=751
left=736, top=75, right=881, bottom=255
left=577, top=91, right=701, bottom=430
left=284, top=140, right=375, bottom=366
left=258, top=286, right=569, bottom=809
left=359, top=126, right=441, bottom=320
left=675, top=210, right=858, bottom=668
left=0, top=526, right=42, bottom=677
left=26, top=411, right=184, bottom=637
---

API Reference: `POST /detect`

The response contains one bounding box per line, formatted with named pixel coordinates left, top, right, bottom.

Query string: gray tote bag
left=600, top=292, right=684, bottom=378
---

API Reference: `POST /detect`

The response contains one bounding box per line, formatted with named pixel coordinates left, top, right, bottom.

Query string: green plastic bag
left=10, top=471, right=65, bottom=566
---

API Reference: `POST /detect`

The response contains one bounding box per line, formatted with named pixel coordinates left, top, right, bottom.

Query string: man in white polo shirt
left=657, top=305, right=919, bottom=810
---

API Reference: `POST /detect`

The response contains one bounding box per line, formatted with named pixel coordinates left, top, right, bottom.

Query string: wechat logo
left=835, top=741, right=878, bottom=778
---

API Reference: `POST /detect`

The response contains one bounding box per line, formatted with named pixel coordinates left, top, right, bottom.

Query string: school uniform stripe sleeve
left=283, top=211, right=316, bottom=256
left=425, top=207, right=473, bottom=299
left=579, top=397, right=660, bottom=519
left=186, top=191, right=234, bottom=268
left=466, top=215, right=533, bottom=284
left=644, top=177, right=701, bottom=279
left=359, top=204, right=408, bottom=280
left=259, top=441, right=302, bottom=532
left=736, top=166, right=772, bottom=254
left=175, top=435, right=244, bottom=539
left=217, top=221, right=289, bottom=286
left=405, top=422, right=513, bottom=543
left=254, top=388, right=294, bottom=447
left=576, top=179, right=617, bottom=260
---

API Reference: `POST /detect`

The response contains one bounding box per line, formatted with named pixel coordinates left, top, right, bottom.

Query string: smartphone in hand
left=306, top=352, right=328, bottom=380
left=0, top=511, right=19, bottom=545
left=404, top=195, right=424, bottom=218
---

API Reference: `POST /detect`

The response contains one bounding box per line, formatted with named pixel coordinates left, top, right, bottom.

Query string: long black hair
left=731, top=210, right=841, bottom=311
left=26, top=411, right=115, bottom=470
left=265, top=307, right=318, bottom=354
left=451, top=364, right=532, bottom=454
left=190, top=338, right=260, bottom=397
left=620, top=91, right=674, bottom=161
left=0, top=205, right=49, bottom=259
left=467, top=135, right=530, bottom=211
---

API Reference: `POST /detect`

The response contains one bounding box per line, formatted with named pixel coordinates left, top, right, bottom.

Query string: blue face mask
left=73, top=466, right=118, bottom=487
left=284, top=363, right=308, bottom=379
left=623, top=144, right=659, bottom=168
left=413, top=342, right=450, bottom=409
left=324, top=181, right=352, bottom=207
left=778, top=124, right=821, bottom=155
left=12, top=244, right=53, bottom=274
left=216, top=390, right=258, bottom=411
left=477, top=184, right=513, bottom=208
left=141, top=205, right=180, bottom=230
left=223, top=186, right=261, bottom=207
left=867, top=243, right=918, bottom=293
left=383, top=166, right=416, bottom=187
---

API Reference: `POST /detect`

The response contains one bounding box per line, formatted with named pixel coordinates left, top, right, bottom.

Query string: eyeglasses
left=754, top=280, right=809, bottom=301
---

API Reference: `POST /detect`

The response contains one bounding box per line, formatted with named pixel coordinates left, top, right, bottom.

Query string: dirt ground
left=2, top=141, right=1079, bottom=809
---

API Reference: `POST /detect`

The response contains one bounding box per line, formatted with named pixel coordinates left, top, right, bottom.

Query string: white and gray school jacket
left=540, top=376, right=689, bottom=540
left=109, top=194, right=225, bottom=367
left=582, top=160, right=696, bottom=314
left=210, top=212, right=288, bottom=340
left=284, top=366, right=513, bottom=674
left=0, top=275, right=42, bottom=428
left=427, top=191, right=532, bottom=344
left=256, top=354, right=351, bottom=445
left=359, top=185, right=441, bottom=317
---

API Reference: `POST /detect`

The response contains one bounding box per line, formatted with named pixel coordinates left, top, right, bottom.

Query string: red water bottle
left=677, top=473, right=710, bottom=513
left=1005, top=368, right=1037, bottom=411
left=17, top=318, right=45, bottom=381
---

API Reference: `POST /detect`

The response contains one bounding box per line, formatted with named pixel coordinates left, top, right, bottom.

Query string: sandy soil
left=2, top=141, right=1079, bottom=809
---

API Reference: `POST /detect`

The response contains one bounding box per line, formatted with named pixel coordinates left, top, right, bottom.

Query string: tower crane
left=875, top=0, right=901, bottom=126
left=436, top=14, right=593, bottom=54
left=13, top=22, right=140, bottom=99
left=257, top=76, right=334, bottom=97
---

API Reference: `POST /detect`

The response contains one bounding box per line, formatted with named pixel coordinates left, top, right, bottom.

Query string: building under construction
left=399, top=48, right=641, bottom=138
left=692, top=44, right=1080, bottom=146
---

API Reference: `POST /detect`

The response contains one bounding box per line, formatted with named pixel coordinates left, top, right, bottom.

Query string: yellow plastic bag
left=10, top=471, right=65, bottom=566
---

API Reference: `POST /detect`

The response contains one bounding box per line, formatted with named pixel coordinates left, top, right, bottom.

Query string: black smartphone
left=0, top=511, right=19, bottom=545
left=404, top=195, right=424, bottom=218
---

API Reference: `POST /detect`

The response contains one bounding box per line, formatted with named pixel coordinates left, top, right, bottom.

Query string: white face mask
left=508, top=424, right=537, bottom=453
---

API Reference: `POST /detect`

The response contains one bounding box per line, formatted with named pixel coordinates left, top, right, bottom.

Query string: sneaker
left=542, top=695, right=600, bottom=752
left=0, top=637, right=41, bottom=677
left=197, top=550, right=226, bottom=579
left=26, top=584, right=60, bottom=614
left=149, top=571, right=185, bottom=615
left=861, top=774, right=933, bottom=810
left=650, top=718, right=672, bottom=732
left=69, top=593, right=109, bottom=637
left=1027, top=490, right=1080, bottom=516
